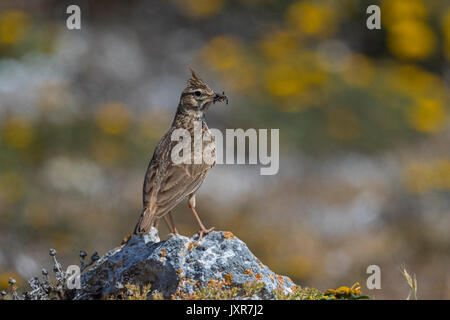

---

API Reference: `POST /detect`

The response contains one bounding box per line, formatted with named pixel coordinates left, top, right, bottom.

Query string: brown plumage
left=133, top=69, right=228, bottom=240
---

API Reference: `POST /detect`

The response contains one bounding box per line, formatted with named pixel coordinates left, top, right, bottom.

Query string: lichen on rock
left=75, top=229, right=296, bottom=300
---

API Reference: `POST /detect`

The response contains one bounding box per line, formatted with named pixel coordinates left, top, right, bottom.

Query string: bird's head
left=178, top=68, right=228, bottom=116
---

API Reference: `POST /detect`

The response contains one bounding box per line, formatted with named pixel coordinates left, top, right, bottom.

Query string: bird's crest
left=187, top=68, right=208, bottom=89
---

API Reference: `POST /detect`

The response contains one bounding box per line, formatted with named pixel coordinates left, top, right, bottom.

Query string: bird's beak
left=213, top=92, right=229, bottom=105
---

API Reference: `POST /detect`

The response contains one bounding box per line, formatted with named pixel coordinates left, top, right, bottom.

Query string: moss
left=174, top=280, right=267, bottom=300
left=105, top=281, right=369, bottom=300
left=106, top=283, right=154, bottom=300
left=273, top=283, right=370, bottom=300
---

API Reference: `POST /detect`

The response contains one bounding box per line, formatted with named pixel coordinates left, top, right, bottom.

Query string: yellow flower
left=2, top=117, right=34, bottom=149
left=0, top=10, right=29, bottom=45
left=335, top=286, right=351, bottom=295
left=387, top=65, right=445, bottom=101
left=286, top=1, right=337, bottom=38
left=258, top=29, right=299, bottom=60
left=264, top=63, right=305, bottom=97
left=200, top=35, right=255, bottom=91
left=325, top=282, right=362, bottom=297
left=406, top=98, right=447, bottom=133
left=442, top=8, right=450, bottom=60
left=173, top=0, right=224, bottom=19
left=96, top=102, right=131, bottom=135
left=382, top=0, right=427, bottom=27
left=387, top=20, right=436, bottom=60
left=201, top=36, right=243, bottom=71
left=350, top=282, right=362, bottom=295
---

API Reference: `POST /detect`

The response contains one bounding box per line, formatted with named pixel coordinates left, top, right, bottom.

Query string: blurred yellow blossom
left=173, top=0, right=224, bottom=19
left=387, top=20, right=436, bottom=60
left=3, top=117, right=34, bottom=149
left=0, top=171, right=25, bottom=204
left=286, top=1, right=337, bottom=38
left=264, top=53, right=325, bottom=99
left=443, top=8, right=450, bottom=60
left=387, top=65, right=446, bottom=102
left=200, top=35, right=255, bottom=91
left=382, top=0, right=427, bottom=27
left=258, top=29, right=299, bottom=60
left=264, top=63, right=305, bottom=97
left=406, top=98, right=447, bottom=133
left=325, top=282, right=363, bottom=298
left=201, top=36, right=244, bottom=72
left=96, top=102, right=131, bottom=135
left=327, top=107, right=361, bottom=142
left=275, top=95, right=316, bottom=113
left=0, top=10, right=29, bottom=45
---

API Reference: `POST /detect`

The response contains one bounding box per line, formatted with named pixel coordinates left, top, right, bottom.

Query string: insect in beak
left=213, top=91, right=229, bottom=105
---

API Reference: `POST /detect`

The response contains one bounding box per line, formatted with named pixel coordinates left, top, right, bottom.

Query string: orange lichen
left=188, top=241, right=197, bottom=251
left=223, top=231, right=235, bottom=239
left=276, top=275, right=285, bottom=286
left=244, top=269, right=253, bottom=276
left=207, top=278, right=224, bottom=289
left=255, top=273, right=263, bottom=280
left=159, top=249, right=167, bottom=258
left=224, top=273, right=233, bottom=285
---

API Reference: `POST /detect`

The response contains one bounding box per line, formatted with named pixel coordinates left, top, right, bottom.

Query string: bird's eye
left=194, top=90, right=202, bottom=97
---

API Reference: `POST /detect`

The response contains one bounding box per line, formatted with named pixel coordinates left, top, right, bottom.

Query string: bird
left=132, top=69, right=228, bottom=241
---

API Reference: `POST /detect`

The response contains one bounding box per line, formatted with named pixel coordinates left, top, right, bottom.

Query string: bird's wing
left=142, top=129, right=213, bottom=217
left=153, top=163, right=211, bottom=217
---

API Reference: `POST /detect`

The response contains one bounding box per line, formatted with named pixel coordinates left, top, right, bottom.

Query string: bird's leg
left=168, top=211, right=179, bottom=235
left=152, top=217, right=159, bottom=229
left=163, top=211, right=179, bottom=236
left=188, top=194, right=214, bottom=241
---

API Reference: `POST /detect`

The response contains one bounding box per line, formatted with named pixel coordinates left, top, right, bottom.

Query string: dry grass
left=401, top=265, right=418, bottom=300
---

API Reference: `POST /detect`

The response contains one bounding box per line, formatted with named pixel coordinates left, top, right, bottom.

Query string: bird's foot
left=167, top=231, right=180, bottom=238
left=196, top=227, right=214, bottom=242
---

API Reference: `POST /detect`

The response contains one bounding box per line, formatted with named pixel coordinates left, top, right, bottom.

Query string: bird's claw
left=197, top=227, right=215, bottom=242
left=168, top=232, right=179, bottom=238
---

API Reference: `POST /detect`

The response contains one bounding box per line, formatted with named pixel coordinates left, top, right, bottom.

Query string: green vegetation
left=106, top=281, right=369, bottom=300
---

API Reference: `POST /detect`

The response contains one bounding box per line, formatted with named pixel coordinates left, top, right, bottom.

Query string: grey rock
left=75, top=229, right=296, bottom=299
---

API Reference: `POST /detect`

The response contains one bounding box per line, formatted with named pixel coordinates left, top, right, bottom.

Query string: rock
left=74, top=229, right=296, bottom=299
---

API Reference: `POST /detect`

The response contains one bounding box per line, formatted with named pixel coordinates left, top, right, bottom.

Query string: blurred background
left=0, top=0, right=449, bottom=299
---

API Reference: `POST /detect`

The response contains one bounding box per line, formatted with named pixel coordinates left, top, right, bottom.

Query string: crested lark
left=133, top=69, right=228, bottom=240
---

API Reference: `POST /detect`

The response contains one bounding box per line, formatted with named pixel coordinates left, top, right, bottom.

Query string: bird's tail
left=133, top=207, right=156, bottom=235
